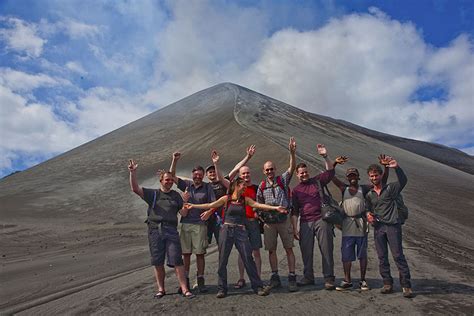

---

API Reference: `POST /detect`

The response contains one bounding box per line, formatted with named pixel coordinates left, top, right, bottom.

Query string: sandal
left=183, top=291, right=196, bottom=299
left=234, top=279, right=246, bottom=289
left=154, top=290, right=166, bottom=299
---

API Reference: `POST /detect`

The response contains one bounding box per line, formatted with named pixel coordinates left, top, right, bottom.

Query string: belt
left=224, top=222, right=245, bottom=228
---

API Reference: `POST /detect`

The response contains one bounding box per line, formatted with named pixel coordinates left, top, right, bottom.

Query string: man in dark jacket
left=366, top=157, right=414, bottom=298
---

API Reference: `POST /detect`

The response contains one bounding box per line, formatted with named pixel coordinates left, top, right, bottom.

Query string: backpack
left=395, top=193, right=409, bottom=224
left=257, top=176, right=290, bottom=224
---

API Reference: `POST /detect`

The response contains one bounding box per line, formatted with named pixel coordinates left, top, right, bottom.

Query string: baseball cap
left=345, top=168, right=359, bottom=177
left=205, top=165, right=215, bottom=173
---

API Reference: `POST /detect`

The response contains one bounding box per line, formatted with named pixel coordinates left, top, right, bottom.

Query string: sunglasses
left=265, top=168, right=274, bottom=172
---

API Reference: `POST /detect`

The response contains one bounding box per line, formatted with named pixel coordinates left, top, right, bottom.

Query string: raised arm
left=128, top=159, right=144, bottom=198
left=212, top=150, right=231, bottom=189
left=390, top=160, right=407, bottom=191
left=287, top=137, right=297, bottom=176
left=331, top=155, right=348, bottom=192
left=169, top=152, right=181, bottom=183
left=227, top=145, right=256, bottom=181
left=245, top=197, right=288, bottom=213
left=185, top=195, right=227, bottom=210
left=317, top=144, right=334, bottom=170
left=378, top=154, right=391, bottom=185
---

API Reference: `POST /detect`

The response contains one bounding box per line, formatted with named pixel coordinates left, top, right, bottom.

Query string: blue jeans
left=218, top=224, right=263, bottom=293
left=374, top=223, right=411, bottom=288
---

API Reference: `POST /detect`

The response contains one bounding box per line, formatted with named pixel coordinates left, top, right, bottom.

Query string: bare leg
left=285, top=248, right=296, bottom=273
left=154, top=265, right=165, bottom=292
left=183, top=253, right=191, bottom=276
left=269, top=250, right=278, bottom=272
left=359, top=258, right=367, bottom=280
left=196, top=254, right=205, bottom=276
left=175, top=265, right=189, bottom=293
left=343, top=261, right=352, bottom=282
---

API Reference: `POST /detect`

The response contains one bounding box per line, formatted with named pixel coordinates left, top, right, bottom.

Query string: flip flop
left=154, top=291, right=166, bottom=299
left=234, top=279, right=246, bottom=289
left=183, top=291, right=196, bottom=299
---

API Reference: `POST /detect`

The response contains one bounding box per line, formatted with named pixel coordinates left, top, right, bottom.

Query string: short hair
left=367, top=164, right=383, bottom=175
left=159, top=171, right=173, bottom=181
left=296, top=162, right=307, bottom=172
left=192, top=166, right=205, bottom=173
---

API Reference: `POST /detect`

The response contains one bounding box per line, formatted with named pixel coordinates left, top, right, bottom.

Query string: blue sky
left=0, top=0, right=473, bottom=177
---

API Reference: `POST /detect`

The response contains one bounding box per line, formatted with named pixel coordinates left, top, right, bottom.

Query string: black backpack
left=396, top=193, right=409, bottom=224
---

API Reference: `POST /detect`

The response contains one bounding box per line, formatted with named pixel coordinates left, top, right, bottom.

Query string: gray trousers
left=218, top=224, right=263, bottom=293
left=374, top=223, right=411, bottom=288
left=299, top=220, right=335, bottom=282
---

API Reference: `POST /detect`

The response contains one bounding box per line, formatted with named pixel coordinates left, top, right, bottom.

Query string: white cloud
left=59, top=18, right=102, bottom=39
left=0, top=67, right=70, bottom=92
left=0, top=17, right=46, bottom=57
left=65, top=61, right=87, bottom=75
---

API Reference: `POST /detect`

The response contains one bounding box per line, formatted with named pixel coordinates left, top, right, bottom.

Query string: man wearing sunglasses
left=256, top=137, right=298, bottom=292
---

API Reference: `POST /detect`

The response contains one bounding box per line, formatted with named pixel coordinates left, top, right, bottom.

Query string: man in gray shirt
left=170, top=152, right=216, bottom=293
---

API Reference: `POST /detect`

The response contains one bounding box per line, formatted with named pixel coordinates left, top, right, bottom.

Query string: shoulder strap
left=152, top=190, right=159, bottom=209
left=259, top=180, right=266, bottom=191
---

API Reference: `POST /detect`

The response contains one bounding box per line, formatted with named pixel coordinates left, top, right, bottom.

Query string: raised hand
left=247, top=144, right=256, bottom=157
left=317, top=144, right=328, bottom=157
left=182, top=187, right=190, bottom=203
left=289, top=137, right=296, bottom=154
left=387, top=158, right=398, bottom=168
left=335, top=156, right=348, bottom=165
left=172, top=152, right=181, bottom=160
left=128, top=159, right=138, bottom=172
left=211, top=150, right=220, bottom=164
left=378, top=154, right=392, bottom=166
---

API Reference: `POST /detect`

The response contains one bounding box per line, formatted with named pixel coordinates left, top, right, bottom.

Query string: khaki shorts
left=263, top=216, right=294, bottom=251
left=180, top=223, right=208, bottom=255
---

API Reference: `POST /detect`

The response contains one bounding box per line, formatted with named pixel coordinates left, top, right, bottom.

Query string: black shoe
left=297, top=277, right=315, bottom=286
left=269, top=274, right=281, bottom=289
left=288, top=274, right=298, bottom=292
left=336, top=281, right=353, bottom=291
left=196, top=276, right=208, bottom=293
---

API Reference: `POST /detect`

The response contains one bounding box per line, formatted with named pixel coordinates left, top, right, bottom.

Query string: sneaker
left=380, top=285, right=393, bottom=294
left=269, top=274, right=281, bottom=289
left=297, top=277, right=315, bottom=286
left=196, top=276, right=208, bottom=293
left=402, top=287, right=414, bottom=298
left=359, top=280, right=370, bottom=291
left=336, top=281, right=353, bottom=291
left=325, top=281, right=336, bottom=291
left=288, top=274, right=298, bottom=292
left=256, top=286, right=271, bottom=296
left=216, top=290, right=226, bottom=298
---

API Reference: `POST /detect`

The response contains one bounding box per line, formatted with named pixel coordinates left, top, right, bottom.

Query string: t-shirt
left=177, top=178, right=216, bottom=225
left=142, top=188, right=183, bottom=227
left=242, top=184, right=258, bottom=219
left=341, top=186, right=368, bottom=237
left=292, top=169, right=335, bottom=223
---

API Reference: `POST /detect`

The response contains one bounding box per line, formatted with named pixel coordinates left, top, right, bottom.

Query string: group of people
left=128, top=137, right=413, bottom=300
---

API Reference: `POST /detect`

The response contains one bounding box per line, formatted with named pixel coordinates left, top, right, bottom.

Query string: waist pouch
left=258, top=210, right=287, bottom=224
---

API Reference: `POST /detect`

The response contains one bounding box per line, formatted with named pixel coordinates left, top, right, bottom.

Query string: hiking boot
left=196, top=276, right=208, bottom=293
left=336, top=280, right=353, bottom=291
left=297, top=277, right=315, bottom=286
left=216, top=290, right=227, bottom=298
left=324, top=281, right=336, bottom=291
left=402, top=287, right=414, bottom=298
left=380, top=285, right=393, bottom=294
left=269, top=274, right=281, bottom=289
left=256, top=286, right=271, bottom=296
left=359, top=280, right=370, bottom=291
left=288, top=274, right=298, bottom=292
